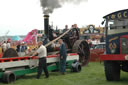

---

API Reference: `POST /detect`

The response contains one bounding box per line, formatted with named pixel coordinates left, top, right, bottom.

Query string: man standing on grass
left=58, top=39, right=67, bottom=75
left=32, top=41, right=49, bottom=79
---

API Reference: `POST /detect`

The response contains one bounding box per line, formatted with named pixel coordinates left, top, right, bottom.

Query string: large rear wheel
left=72, top=40, right=90, bottom=66
left=2, top=48, right=18, bottom=58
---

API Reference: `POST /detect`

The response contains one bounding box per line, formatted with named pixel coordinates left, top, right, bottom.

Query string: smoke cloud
left=40, top=0, right=88, bottom=14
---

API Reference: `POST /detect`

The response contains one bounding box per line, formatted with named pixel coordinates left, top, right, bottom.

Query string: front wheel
left=71, top=60, right=82, bottom=72
left=104, top=61, right=120, bottom=81
left=2, top=71, right=16, bottom=83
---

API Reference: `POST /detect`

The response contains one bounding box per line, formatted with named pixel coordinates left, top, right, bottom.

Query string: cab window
left=107, top=19, right=128, bottom=30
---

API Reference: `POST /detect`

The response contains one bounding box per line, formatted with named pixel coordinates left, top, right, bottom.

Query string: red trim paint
left=68, top=53, right=78, bottom=56
left=0, top=53, right=78, bottom=63
left=47, top=55, right=58, bottom=58
left=120, top=35, right=128, bottom=39
left=100, top=54, right=126, bottom=61
left=0, top=56, right=37, bottom=63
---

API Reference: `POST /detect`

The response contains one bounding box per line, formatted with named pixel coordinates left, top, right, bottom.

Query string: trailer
left=0, top=53, right=81, bottom=83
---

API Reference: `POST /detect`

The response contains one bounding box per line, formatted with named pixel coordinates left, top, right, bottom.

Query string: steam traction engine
left=43, top=15, right=90, bottom=66
left=0, top=15, right=90, bottom=83
left=100, top=9, right=128, bottom=81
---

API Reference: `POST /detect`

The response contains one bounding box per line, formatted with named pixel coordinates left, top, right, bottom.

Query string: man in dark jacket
left=16, top=42, right=27, bottom=57
left=63, top=25, right=68, bottom=33
left=58, top=39, right=67, bottom=75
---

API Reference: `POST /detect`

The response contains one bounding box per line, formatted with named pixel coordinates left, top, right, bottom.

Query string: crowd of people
left=1, top=41, right=11, bottom=53
left=62, top=24, right=80, bottom=33
left=0, top=40, right=28, bottom=57
left=16, top=42, right=28, bottom=57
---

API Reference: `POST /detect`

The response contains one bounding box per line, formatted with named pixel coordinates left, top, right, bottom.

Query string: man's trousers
left=37, top=57, right=49, bottom=79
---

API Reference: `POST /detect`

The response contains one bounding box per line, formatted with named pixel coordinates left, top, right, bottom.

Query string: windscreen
left=107, top=19, right=128, bottom=30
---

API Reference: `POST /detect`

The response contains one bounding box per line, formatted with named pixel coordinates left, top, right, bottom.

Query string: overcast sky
left=0, top=0, right=128, bottom=36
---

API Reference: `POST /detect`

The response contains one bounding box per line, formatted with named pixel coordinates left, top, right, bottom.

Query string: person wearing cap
left=16, top=42, right=27, bottom=57
left=32, top=41, right=49, bottom=79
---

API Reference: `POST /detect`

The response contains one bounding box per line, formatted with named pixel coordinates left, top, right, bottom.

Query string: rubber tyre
left=2, top=71, right=16, bottom=83
left=104, top=61, right=120, bottom=81
left=71, top=61, right=82, bottom=72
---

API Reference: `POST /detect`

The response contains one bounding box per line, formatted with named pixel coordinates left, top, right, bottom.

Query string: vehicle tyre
left=2, top=71, right=16, bottom=83
left=71, top=60, right=82, bottom=72
left=104, top=61, right=120, bottom=81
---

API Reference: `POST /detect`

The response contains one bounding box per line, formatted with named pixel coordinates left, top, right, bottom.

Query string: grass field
left=1, top=62, right=128, bottom=85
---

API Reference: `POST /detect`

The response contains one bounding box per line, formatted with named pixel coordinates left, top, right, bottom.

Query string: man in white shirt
left=6, top=41, right=11, bottom=49
left=2, top=41, right=7, bottom=53
left=32, top=41, right=49, bottom=79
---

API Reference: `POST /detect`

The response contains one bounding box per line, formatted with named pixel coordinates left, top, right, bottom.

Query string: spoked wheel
left=2, top=48, right=18, bottom=58
left=72, top=40, right=90, bottom=66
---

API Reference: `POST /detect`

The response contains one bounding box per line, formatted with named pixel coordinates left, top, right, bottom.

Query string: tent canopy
left=12, top=36, right=22, bottom=41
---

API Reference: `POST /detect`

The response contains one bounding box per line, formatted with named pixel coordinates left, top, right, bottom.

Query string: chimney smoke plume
left=40, top=0, right=88, bottom=14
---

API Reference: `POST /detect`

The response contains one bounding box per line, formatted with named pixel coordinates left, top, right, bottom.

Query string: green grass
left=1, top=62, right=128, bottom=85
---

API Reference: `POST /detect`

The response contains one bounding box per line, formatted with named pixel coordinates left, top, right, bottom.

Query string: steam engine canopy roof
left=103, top=9, right=128, bottom=20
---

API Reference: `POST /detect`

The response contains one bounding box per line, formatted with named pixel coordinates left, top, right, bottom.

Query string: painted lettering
left=107, top=16, right=109, bottom=19
left=117, top=12, right=122, bottom=19
left=123, top=11, right=128, bottom=18
left=111, top=14, right=116, bottom=19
